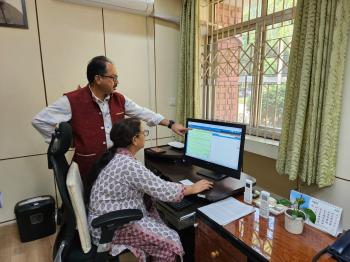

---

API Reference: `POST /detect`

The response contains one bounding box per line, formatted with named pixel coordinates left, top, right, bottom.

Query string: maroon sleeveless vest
left=65, top=86, right=125, bottom=177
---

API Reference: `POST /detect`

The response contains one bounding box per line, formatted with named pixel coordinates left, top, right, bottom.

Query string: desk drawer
left=195, top=219, right=247, bottom=262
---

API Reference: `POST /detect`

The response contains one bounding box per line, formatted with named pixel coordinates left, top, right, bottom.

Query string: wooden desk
left=144, top=146, right=336, bottom=262
left=196, top=199, right=336, bottom=262
left=145, top=146, right=255, bottom=202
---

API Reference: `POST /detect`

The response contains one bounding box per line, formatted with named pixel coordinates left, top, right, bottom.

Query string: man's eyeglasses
left=101, top=74, right=118, bottom=82
left=138, top=130, right=149, bottom=137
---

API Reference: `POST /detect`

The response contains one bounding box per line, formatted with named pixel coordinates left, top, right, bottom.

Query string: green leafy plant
left=277, top=196, right=316, bottom=223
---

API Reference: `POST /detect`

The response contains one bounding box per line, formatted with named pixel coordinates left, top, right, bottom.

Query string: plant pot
left=284, top=209, right=304, bottom=234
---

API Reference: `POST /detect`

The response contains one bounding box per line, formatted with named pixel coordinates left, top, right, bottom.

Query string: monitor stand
left=196, top=168, right=227, bottom=181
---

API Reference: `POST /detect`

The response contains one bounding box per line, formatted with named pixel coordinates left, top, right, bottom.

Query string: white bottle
left=259, top=191, right=270, bottom=218
left=244, top=179, right=253, bottom=204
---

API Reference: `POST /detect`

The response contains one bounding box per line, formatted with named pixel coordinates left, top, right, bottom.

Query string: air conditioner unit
left=57, top=0, right=154, bottom=16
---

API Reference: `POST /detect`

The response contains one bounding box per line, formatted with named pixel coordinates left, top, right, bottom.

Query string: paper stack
left=198, top=197, right=255, bottom=225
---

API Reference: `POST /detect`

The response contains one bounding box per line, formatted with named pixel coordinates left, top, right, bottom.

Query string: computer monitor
left=184, top=118, right=246, bottom=181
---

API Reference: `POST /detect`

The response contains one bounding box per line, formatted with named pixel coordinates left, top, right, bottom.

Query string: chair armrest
left=92, top=209, right=143, bottom=228
left=92, top=209, right=143, bottom=244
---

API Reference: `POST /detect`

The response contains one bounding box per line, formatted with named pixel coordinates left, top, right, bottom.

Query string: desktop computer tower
left=156, top=202, right=195, bottom=262
left=174, top=225, right=195, bottom=262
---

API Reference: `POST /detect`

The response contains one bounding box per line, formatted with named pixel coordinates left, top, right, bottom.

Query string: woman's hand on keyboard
left=184, top=179, right=213, bottom=195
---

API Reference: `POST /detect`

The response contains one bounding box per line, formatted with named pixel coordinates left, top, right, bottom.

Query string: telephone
left=312, top=229, right=350, bottom=262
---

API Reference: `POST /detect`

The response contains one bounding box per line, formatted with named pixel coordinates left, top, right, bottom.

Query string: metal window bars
left=200, top=0, right=297, bottom=140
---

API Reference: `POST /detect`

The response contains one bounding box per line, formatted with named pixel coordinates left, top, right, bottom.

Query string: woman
left=86, top=118, right=213, bottom=262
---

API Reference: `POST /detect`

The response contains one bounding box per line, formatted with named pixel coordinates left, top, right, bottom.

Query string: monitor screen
left=184, top=118, right=246, bottom=180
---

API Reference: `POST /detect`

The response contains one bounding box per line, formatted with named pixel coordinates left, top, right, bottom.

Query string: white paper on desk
left=198, top=197, right=255, bottom=225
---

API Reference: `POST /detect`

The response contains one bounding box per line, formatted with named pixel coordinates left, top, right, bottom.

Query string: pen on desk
left=179, top=212, right=196, bottom=221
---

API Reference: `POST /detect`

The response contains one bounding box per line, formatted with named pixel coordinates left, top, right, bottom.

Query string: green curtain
left=176, top=0, right=200, bottom=127
left=276, top=0, right=350, bottom=187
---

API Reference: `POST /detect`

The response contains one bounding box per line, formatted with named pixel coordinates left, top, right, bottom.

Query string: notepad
left=198, top=197, right=255, bottom=225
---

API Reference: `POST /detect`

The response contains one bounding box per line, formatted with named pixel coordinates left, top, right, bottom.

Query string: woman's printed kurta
left=88, top=149, right=185, bottom=261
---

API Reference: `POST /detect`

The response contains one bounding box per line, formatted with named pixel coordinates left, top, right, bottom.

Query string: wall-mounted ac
left=57, top=0, right=154, bottom=16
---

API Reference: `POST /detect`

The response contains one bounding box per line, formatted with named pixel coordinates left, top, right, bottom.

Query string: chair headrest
left=48, top=122, right=72, bottom=156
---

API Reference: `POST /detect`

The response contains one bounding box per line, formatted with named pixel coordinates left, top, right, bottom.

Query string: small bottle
left=260, top=191, right=270, bottom=218
left=244, top=179, right=253, bottom=204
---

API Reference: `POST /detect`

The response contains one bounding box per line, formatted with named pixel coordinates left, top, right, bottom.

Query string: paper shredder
left=14, top=195, right=56, bottom=242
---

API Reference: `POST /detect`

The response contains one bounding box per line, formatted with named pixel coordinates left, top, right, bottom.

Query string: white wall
left=0, top=0, right=46, bottom=159
left=0, top=0, right=181, bottom=223
left=303, top=36, right=350, bottom=230
left=0, top=0, right=57, bottom=223
left=155, top=20, right=180, bottom=139
left=36, top=0, right=105, bottom=103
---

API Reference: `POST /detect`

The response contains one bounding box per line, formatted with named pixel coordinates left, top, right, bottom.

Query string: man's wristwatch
left=167, top=120, right=175, bottom=129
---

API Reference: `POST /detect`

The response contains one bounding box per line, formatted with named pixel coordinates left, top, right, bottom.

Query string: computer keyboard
left=167, top=198, right=194, bottom=210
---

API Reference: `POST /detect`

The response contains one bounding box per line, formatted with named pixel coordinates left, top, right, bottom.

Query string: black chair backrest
left=47, top=122, right=77, bottom=259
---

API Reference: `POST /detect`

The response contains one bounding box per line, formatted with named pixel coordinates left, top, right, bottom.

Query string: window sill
left=244, top=135, right=279, bottom=160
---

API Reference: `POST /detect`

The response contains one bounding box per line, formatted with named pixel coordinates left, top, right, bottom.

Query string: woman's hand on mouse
left=184, top=179, right=213, bottom=195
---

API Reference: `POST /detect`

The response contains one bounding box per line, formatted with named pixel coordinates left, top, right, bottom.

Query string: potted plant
left=278, top=196, right=316, bottom=234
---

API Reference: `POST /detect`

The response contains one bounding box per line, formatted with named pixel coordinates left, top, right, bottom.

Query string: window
left=200, top=0, right=297, bottom=140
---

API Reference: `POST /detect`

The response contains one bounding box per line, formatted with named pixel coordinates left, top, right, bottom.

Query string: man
left=32, top=56, right=186, bottom=177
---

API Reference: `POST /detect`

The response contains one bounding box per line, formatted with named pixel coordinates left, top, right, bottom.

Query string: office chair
left=48, top=122, right=143, bottom=262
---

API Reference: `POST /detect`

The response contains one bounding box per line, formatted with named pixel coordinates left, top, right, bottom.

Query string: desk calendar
left=290, top=190, right=342, bottom=236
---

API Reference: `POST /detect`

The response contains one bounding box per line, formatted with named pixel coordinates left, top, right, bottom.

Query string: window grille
left=200, top=0, right=297, bottom=140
